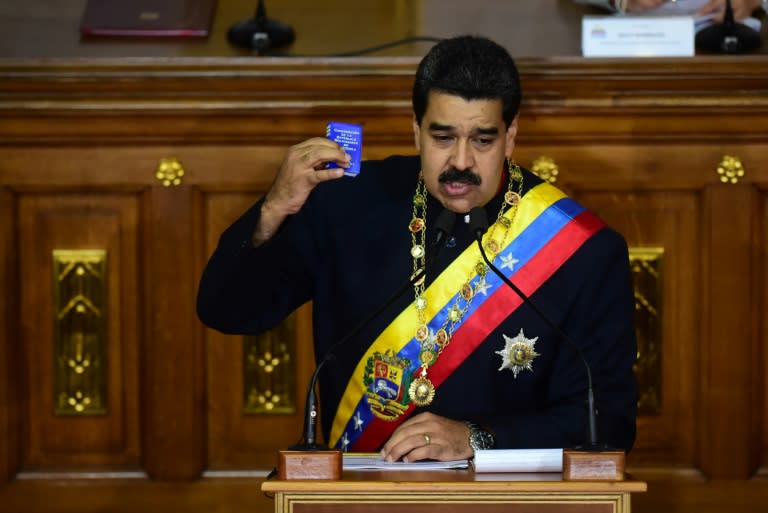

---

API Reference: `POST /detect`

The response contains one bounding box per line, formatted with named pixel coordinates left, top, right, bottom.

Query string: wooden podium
left=261, top=470, right=647, bottom=513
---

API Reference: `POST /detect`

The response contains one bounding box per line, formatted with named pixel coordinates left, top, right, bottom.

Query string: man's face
left=413, top=91, right=518, bottom=214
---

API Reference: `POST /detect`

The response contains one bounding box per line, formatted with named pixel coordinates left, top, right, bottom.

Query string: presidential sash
left=329, top=182, right=606, bottom=451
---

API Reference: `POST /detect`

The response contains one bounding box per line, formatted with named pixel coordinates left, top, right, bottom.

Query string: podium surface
left=262, top=470, right=647, bottom=513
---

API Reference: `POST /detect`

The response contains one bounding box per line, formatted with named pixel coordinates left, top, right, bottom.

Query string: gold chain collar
left=407, top=161, right=524, bottom=406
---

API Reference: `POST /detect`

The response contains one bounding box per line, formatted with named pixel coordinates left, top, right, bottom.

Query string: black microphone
left=695, top=0, right=761, bottom=54
left=468, top=207, right=605, bottom=451
left=227, top=0, right=296, bottom=52
left=289, top=209, right=457, bottom=452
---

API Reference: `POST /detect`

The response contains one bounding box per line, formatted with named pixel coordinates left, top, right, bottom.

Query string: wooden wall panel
left=140, top=184, right=206, bottom=481
left=699, top=184, right=759, bottom=479
left=761, top=186, right=768, bottom=476
left=0, top=478, right=275, bottom=513
left=18, top=194, right=141, bottom=469
left=0, top=187, right=20, bottom=481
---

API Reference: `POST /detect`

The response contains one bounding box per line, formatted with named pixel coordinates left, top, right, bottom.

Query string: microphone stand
left=227, top=0, right=296, bottom=52
left=695, top=0, right=761, bottom=53
left=278, top=210, right=456, bottom=479
left=468, top=207, right=626, bottom=481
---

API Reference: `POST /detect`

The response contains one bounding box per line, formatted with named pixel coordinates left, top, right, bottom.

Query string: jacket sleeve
left=196, top=198, right=317, bottom=335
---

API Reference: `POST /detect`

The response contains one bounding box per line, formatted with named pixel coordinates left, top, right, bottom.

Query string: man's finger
left=311, top=168, right=346, bottom=183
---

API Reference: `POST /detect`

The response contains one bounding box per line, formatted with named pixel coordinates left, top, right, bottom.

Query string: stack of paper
left=343, top=453, right=469, bottom=470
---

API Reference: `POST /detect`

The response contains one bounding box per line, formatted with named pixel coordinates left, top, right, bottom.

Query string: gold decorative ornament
left=67, top=390, right=93, bottom=413
left=407, top=161, right=524, bottom=407
left=243, top=313, right=297, bottom=415
left=716, top=155, right=745, bottom=184
left=53, top=250, right=107, bottom=416
left=531, top=156, right=559, bottom=184
left=629, top=247, right=664, bottom=415
left=155, top=157, right=185, bottom=187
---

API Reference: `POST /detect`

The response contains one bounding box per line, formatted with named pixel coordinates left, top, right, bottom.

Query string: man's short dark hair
left=412, top=35, right=522, bottom=127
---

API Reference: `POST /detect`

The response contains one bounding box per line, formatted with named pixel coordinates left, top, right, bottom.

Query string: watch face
left=469, top=425, right=495, bottom=450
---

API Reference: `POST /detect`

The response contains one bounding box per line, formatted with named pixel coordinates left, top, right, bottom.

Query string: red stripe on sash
left=351, top=211, right=604, bottom=451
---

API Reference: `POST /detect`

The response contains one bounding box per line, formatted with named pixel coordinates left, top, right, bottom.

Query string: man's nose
left=451, top=139, right=474, bottom=170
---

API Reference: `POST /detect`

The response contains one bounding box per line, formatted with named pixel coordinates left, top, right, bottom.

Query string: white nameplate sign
left=474, top=448, right=563, bottom=473
left=582, top=15, right=695, bottom=57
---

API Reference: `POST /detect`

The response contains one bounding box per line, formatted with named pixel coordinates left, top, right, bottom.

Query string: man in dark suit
left=197, top=35, right=637, bottom=462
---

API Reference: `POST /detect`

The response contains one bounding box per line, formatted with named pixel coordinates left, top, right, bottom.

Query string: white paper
left=628, top=0, right=761, bottom=33
left=642, top=0, right=709, bottom=15
left=343, top=453, right=469, bottom=470
left=473, top=448, right=563, bottom=473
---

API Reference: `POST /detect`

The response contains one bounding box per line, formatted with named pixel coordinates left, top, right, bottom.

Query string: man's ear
left=412, top=115, right=421, bottom=151
left=504, top=115, right=519, bottom=158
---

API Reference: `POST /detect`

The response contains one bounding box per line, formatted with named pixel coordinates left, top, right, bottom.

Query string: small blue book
left=326, top=121, right=363, bottom=177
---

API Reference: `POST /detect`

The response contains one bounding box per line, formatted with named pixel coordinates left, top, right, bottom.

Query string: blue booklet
left=326, top=121, right=363, bottom=177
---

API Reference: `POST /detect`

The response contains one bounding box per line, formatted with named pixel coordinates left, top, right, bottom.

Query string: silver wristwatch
left=466, top=422, right=496, bottom=452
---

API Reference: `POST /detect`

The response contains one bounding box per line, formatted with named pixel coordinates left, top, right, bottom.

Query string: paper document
left=343, top=453, right=469, bottom=470
left=473, top=448, right=563, bottom=473
left=630, top=0, right=761, bottom=33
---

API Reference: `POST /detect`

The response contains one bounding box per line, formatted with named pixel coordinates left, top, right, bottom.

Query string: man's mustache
left=438, top=167, right=482, bottom=185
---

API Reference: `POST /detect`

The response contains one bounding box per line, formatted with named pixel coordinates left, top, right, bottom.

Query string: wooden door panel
left=18, top=193, right=141, bottom=470
left=762, top=187, right=768, bottom=475
left=0, top=187, right=20, bottom=482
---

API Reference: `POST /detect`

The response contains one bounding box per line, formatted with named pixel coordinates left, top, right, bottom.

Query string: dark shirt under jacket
left=196, top=155, right=638, bottom=452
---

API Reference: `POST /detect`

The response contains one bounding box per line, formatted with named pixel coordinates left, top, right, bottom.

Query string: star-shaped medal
left=496, top=328, right=540, bottom=378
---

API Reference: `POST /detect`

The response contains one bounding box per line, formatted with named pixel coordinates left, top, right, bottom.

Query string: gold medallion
left=411, top=245, right=425, bottom=259
left=409, top=217, right=425, bottom=233
left=419, top=350, right=435, bottom=366
left=435, top=328, right=449, bottom=348
left=505, top=191, right=521, bottom=205
left=408, top=376, right=436, bottom=406
left=475, top=262, right=487, bottom=276
left=415, top=324, right=429, bottom=342
left=486, top=239, right=500, bottom=254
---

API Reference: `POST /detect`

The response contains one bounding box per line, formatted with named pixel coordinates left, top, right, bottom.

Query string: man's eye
left=475, top=138, right=493, bottom=145
left=433, top=135, right=453, bottom=143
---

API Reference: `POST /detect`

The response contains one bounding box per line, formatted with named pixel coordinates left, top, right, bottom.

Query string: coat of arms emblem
left=364, top=349, right=412, bottom=421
